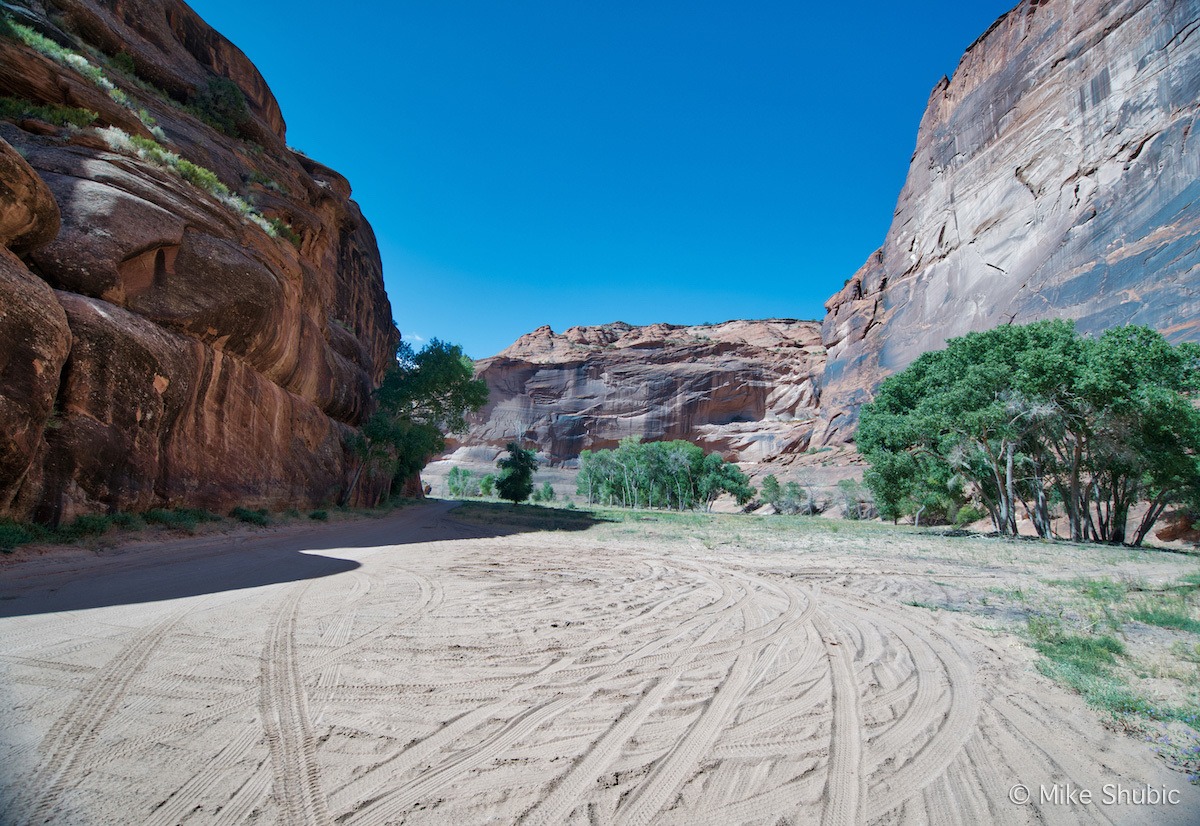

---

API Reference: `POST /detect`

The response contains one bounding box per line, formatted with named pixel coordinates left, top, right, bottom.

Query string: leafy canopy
left=858, top=320, right=1200, bottom=544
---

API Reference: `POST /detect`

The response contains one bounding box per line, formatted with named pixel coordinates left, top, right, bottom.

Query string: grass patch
left=450, top=500, right=612, bottom=533
left=230, top=507, right=269, bottom=526
left=1052, top=577, right=1128, bottom=603
left=309, top=510, right=329, bottom=521
left=903, top=600, right=963, bottom=612
left=144, top=508, right=221, bottom=533
left=0, top=96, right=96, bottom=127
left=1130, top=598, right=1200, bottom=633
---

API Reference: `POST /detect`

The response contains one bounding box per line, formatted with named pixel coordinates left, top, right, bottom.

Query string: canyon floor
left=1, top=501, right=1198, bottom=825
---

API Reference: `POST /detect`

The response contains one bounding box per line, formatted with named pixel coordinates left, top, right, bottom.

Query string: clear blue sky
left=188, top=1, right=1015, bottom=359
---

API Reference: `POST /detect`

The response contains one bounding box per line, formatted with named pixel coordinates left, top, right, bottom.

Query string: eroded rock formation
left=816, top=0, right=1200, bottom=443
left=0, top=0, right=397, bottom=522
left=446, top=320, right=825, bottom=465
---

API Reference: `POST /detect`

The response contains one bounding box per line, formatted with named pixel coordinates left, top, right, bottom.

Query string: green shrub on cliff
left=0, top=96, right=97, bottom=127
left=187, top=77, right=251, bottom=138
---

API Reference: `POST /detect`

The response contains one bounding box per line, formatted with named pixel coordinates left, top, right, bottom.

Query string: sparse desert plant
left=230, top=506, right=270, bottom=526
left=144, top=508, right=220, bottom=532
left=309, top=510, right=329, bottom=521
left=55, top=514, right=113, bottom=540
left=0, top=96, right=97, bottom=127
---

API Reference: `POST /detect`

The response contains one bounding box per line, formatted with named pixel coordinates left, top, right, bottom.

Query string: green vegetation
left=531, top=480, right=556, bottom=503
left=576, top=438, right=755, bottom=511
left=0, top=15, right=162, bottom=136
left=1130, top=598, right=1200, bottom=633
left=859, top=320, right=1200, bottom=542
left=110, top=50, right=136, bottom=76
left=479, top=474, right=496, bottom=497
left=309, top=509, right=328, bottom=521
left=145, top=508, right=221, bottom=532
left=230, top=506, right=269, bottom=526
left=267, top=217, right=301, bottom=248
left=187, top=77, right=251, bottom=138
left=345, top=339, right=488, bottom=506
left=96, top=128, right=298, bottom=242
left=758, top=473, right=819, bottom=515
left=496, top=443, right=538, bottom=505
left=0, top=96, right=97, bottom=127
left=447, top=466, right=481, bottom=498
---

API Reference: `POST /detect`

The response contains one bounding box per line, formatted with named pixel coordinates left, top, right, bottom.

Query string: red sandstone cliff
left=0, top=0, right=398, bottom=522
left=446, top=320, right=825, bottom=466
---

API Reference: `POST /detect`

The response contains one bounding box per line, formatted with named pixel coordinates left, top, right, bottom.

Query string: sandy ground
left=1, top=501, right=1198, bottom=825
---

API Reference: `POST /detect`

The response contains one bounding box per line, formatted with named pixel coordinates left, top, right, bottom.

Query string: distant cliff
left=451, top=0, right=1200, bottom=469
left=815, top=0, right=1200, bottom=443
left=0, top=0, right=398, bottom=522
left=445, top=320, right=825, bottom=465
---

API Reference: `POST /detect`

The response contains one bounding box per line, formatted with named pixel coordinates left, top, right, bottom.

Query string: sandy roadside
left=1, top=500, right=1197, bottom=824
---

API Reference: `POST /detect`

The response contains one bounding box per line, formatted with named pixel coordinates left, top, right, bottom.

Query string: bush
left=188, top=77, right=251, bottom=137
left=309, top=510, right=329, bottom=521
left=110, top=50, right=136, bottom=76
left=145, top=508, right=220, bottom=532
left=230, top=506, right=269, bottom=526
left=267, top=216, right=301, bottom=248
left=479, top=474, right=496, bottom=497
left=110, top=512, right=145, bottom=530
left=531, top=481, right=555, bottom=503
left=953, top=505, right=985, bottom=528
left=56, top=514, right=113, bottom=540
left=0, top=520, right=38, bottom=552
left=0, top=96, right=97, bottom=127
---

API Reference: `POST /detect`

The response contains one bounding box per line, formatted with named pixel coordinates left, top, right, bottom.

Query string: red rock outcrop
left=0, top=1, right=397, bottom=522
left=446, top=320, right=825, bottom=465
left=815, top=0, right=1200, bottom=443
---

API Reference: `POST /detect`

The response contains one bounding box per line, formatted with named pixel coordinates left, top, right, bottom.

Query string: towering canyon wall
left=453, top=0, right=1200, bottom=469
left=0, top=0, right=398, bottom=522
left=447, top=320, right=825, bottom=465
left=816, top=0, right=1200, bottom=443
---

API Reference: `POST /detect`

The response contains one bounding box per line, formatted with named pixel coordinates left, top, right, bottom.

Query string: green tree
left=496, top=442, right=537, bottom=505
left=760, top=474, right=781, bottom=509
left=576, top=438, right=754, bottom=511
left=479, top=474, right=496, bottom=497
left=344, top=339, right=488, bottom=505
left=538, top=480, right=555, bottom=502
left=447, top=467, right=480, bottom=498
left=858, top=321, right=1200, bottom=543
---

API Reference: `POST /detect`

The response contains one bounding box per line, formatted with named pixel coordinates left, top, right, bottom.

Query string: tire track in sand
left=6, top=607, right=187, bottom=825
left=259, top=582, right=332, bottom=826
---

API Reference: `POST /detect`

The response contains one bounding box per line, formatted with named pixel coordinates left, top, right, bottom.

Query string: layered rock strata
left=816, top=0, right=1200, bottom=443
left=446, top=320, right=825, bottom=465
left=0, top=0, right=397, bottom=522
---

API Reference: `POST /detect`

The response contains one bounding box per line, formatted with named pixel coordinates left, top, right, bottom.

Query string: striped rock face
left=446, top=320, right=827, bottom=466
left=815, top=0, right=1200, bottom=444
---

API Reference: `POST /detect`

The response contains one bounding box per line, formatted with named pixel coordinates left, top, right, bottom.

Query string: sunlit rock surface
left=0, top=0, right=397, bottom=521
left=815, top=0, right=1200, bottom=443
left=446, top=320, right=826, bottom=465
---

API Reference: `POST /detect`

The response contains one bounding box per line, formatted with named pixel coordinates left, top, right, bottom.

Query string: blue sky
left=188, top=1, right=1016, bottom=359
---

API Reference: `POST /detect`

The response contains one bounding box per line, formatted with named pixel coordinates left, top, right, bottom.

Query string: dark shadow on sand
left=0, top=500, right=609, bottom=618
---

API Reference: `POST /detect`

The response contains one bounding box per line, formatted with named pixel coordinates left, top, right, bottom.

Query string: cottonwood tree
left=344, top=339, right=488, bottom=505
left=858, top=321, right=1200, bottom=544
